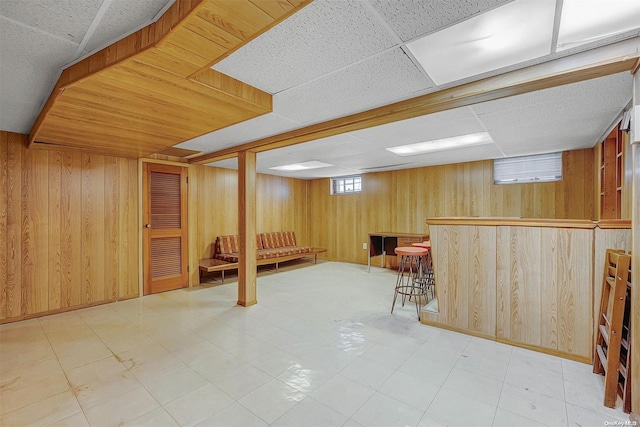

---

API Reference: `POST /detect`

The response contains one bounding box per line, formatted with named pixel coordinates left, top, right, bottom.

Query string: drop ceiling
left=1, top=0, right=639, bottom=177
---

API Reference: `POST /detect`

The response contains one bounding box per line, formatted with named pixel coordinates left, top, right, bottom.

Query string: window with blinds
left=331, top=175, right=362, bottom=194
left=493, top=152, right=562, bottom=184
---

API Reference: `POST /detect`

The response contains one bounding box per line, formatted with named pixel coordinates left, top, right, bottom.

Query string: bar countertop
left=424, top=217, right=632, bottom=229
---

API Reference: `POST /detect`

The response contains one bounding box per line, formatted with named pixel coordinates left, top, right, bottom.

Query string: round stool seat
left=394, top=246, right=427, bottom=256
left=412, top=240, right=431, bottom=249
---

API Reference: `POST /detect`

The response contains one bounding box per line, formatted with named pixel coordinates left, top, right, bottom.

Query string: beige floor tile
left=122, top=407, right=179, bottom=427
left=0, top=391, right=80, bottom=427
left=498, top=382, right=568, bottom=427
left=238, top=379, right=306, bottom=424
left=271, top=397, right=347, bottom=427
left=83, top=386, right=159, bottom=427
left=309, top=374, right=375, bottom=417
left=379, top=370, right=440, bottom=411
left=492, top=408, right=547, bottom=427
left=425, top=387, right=496, bottom=427
left=140, top=366, right=208, bottom=405
left=441, top=367, right=504, bottom=407
left=195, top=402, right=267, bottom=427
left=352, top=391, right=425, bottom=427
left=164, top=383, right=234, bottom=427
left=0, top=358, right=70, bottom=415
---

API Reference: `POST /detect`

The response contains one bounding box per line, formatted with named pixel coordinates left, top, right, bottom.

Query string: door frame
left=138, top=159, right=195, bottom=296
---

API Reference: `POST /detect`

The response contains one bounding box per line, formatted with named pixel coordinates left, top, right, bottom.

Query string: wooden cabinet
left=598, top=124, right=625, bottom=219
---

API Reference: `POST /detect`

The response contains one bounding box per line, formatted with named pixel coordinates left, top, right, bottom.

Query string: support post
left=238, top=150, right=257, bottom=306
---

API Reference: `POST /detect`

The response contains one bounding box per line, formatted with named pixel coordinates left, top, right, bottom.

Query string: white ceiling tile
left=257, top=134, right=370, bottom=165
left=175, top=113, right=302, bottom=153
left=0, top=17, right=78, bottom=133
left=472, top=72, right=632, bottom=115
left=0, top=97, right=40, bottom=135
left=492, top=108, right=622, bottom=157
left=0, top=0, right=102, bottom=43
left=0, top=64, right=62, bottom=133
left=350, top=107, right=482, bottom=147
left=402, top=143, right=505, bottom=167
left=273, top=48, right=433, bottom=125
left=84, top=0, right=171, bottom=53
left=368, top=0, right=514, bottom=42
left=213, top=0, right=397, bottom=93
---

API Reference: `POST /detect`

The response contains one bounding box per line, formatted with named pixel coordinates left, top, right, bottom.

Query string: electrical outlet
left=362, top=243, right=367, bottom=250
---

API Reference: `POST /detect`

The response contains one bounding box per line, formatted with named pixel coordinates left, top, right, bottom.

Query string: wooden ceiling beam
left=190, top=43, right=640, bottom=165
left=29, top=0, right=312, bottom=158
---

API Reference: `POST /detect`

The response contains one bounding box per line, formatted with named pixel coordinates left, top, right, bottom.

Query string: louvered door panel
left=143, top=163, right=188, bottom=294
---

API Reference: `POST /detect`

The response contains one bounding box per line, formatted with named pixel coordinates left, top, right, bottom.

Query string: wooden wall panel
left=192, top=165, right=310, bottom=281
left=0, top=133, right=7, bottom=320
left=424, top=225, right=497, bottom=338
left=496, top=226, right=593, bottom=360
left=61, top=151, right=82, bottom=307
left=104, top=157, right=120, bottom=300
left=0, top=131, right=139, bottom=323
left=22, top=148, right=49, bottom=314
left=82, top=154, right=105, bottom=303
left=48, top=151, right=62, bottom=311
left=6, top=134, right=23, bottom=318
left=309, top=149, right=595, bottom=264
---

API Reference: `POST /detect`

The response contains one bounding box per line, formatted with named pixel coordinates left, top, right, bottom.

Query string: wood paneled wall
left=496, top=226, right=593, bottom=360
left=308, top=150, right=595, bottom=264
left=425, top=221, right=596, bottom=361
left=0, top=131, right=139, bottom=323
left=190, top=165, right=308, bottom=284
left=423, top=225, right=496, bottom=338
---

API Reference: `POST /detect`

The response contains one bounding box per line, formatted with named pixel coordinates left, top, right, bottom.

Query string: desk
left=368, top=232, right=429, bottom=272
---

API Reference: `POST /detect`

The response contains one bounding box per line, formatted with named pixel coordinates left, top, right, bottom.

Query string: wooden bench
left=199, top=247, right=327, bottom=283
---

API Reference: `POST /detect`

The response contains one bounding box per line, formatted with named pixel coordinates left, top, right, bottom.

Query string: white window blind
left=493, top=152, right=562, bottom=184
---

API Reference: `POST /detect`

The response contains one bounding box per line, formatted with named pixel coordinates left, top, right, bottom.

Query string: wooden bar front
left=423, top=217, right=631, bottom=362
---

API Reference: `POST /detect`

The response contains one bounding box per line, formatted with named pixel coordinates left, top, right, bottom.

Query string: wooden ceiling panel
left=157, top=26, right=227, bottom=65
left=29, top=0, right=312, bottom=158
left=196, top=1, right=273, bottom=42
left=183, top=15, right=243, bottom=50
left=133, top=49, right=202, bottom=78
left=249, top=1, right=296, bottom=20
left=75, top=77, right=245, bottom=130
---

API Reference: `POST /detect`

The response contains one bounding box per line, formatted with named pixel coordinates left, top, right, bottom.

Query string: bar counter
left=423, top=217, right=631, bottom=362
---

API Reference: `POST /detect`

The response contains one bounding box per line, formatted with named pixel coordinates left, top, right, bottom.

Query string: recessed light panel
left=557, top=0, right=640, bottom=51
left=269, top=161, right=334, bottom=171
left=386, top=132, right=494, bottom=156
left=406, top=0, right=555, bottom=85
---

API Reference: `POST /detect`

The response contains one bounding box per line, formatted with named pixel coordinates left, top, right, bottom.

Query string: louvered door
left=143, top=163, right=188, bottom=294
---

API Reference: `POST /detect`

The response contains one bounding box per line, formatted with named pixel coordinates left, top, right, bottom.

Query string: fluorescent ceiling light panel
left=406, top=0, right=555, bottom=85
left=557, top=0, right=640, bottom=51
left=386, top=132, right=494, bottom=156
left=269, top=160, right=334, bottom=171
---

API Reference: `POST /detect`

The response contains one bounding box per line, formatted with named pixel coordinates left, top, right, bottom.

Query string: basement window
left=493, top=152, right=563, bottom=184
left=331, top=175, right=362, bottom=195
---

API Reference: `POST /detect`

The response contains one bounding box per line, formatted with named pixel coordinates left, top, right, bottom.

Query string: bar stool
left=391, top=246, right=428, bottom=320
left=412, top=241, right=435, bottom=301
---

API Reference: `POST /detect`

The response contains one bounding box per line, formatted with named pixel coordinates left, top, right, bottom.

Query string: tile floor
left=0, top=261, right=631, bottom=427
